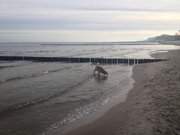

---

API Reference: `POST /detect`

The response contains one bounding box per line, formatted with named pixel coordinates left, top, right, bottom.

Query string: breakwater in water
left=0, top=56, right=166, bottom=64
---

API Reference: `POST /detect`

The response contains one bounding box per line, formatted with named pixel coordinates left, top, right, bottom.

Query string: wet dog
left=93, top=65, right=108, bottom=77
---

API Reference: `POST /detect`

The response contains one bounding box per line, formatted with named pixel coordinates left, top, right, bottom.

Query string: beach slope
left=64, top=50, right=180, bottom=135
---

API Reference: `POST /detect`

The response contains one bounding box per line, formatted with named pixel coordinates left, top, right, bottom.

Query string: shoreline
left=42, top=64, right=135, bottom=135
left=63, top=49, right=180, bottom=135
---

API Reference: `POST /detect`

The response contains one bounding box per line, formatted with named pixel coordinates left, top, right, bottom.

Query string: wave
left=0, top=66, right=73, bottom=85
left=0, top=74, right=94, bottom=118
left=0, top=65, right=18, bottom=70
left=0, top=62, right=32, bottom=70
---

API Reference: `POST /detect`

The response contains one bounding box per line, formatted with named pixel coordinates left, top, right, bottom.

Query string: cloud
left=0, top=29, right=176, bottom=42
left=0, top=0, right=180, bottom=41
left=1, top=0, right=180, bottom=12
left=0, top=10, right=179, bottom=31
left=1, top=0, right=180, bottom=30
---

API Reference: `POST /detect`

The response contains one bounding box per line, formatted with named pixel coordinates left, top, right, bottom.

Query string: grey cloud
left=0, top=0, right=180, bottom=42
left=1, top=0, right=180, bottom=11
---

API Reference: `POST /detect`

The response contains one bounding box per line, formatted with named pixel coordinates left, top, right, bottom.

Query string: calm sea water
left=0, top=42, right=179, bottom=58
left=0, top=42, right=179, bottom=135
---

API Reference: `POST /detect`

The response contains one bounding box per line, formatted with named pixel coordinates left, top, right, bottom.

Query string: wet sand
left=64, top=50, right=180, bottom=135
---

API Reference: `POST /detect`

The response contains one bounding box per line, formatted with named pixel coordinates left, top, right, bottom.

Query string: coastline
left=63, top=49, right=180, bottom=135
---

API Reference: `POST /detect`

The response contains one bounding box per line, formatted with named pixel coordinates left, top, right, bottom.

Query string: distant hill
left=146, top=34, right=180, bottom=45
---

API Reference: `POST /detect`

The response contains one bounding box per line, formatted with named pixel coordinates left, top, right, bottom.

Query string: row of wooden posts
left=0, top=56, right=165, bottom=65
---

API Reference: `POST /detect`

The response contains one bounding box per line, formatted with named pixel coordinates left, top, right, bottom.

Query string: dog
left=93, top=65, right=108, bottom=76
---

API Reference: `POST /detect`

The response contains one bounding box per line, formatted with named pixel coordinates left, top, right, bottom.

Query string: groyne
left=0, top=56, right=166, bottom=65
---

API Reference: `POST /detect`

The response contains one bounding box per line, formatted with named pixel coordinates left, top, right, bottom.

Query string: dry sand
left=64, top=50, right=180, bottom=135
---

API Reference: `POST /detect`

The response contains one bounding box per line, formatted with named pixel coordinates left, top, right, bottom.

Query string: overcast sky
left=0, top=0, right=180, bottom=42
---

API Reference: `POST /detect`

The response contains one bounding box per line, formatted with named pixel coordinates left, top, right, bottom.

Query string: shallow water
left=0, top=42, right=179, bottom=135
left=0, top=62, right=133, bottom=135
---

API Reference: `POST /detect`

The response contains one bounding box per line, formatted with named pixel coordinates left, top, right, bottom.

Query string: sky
left=0, top=0, right=180, bottom=42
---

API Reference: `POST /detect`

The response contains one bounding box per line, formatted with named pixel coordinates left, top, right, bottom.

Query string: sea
left=0, top=42, right=179, bottom=135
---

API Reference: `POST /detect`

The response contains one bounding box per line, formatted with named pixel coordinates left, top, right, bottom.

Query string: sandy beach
left=0, top=44, right=179, bottom=135
left=64, top=50, right=180, bottom=135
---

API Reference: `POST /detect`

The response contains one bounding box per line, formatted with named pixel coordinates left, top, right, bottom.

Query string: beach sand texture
left=64, top=50, right=180, bottom=135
